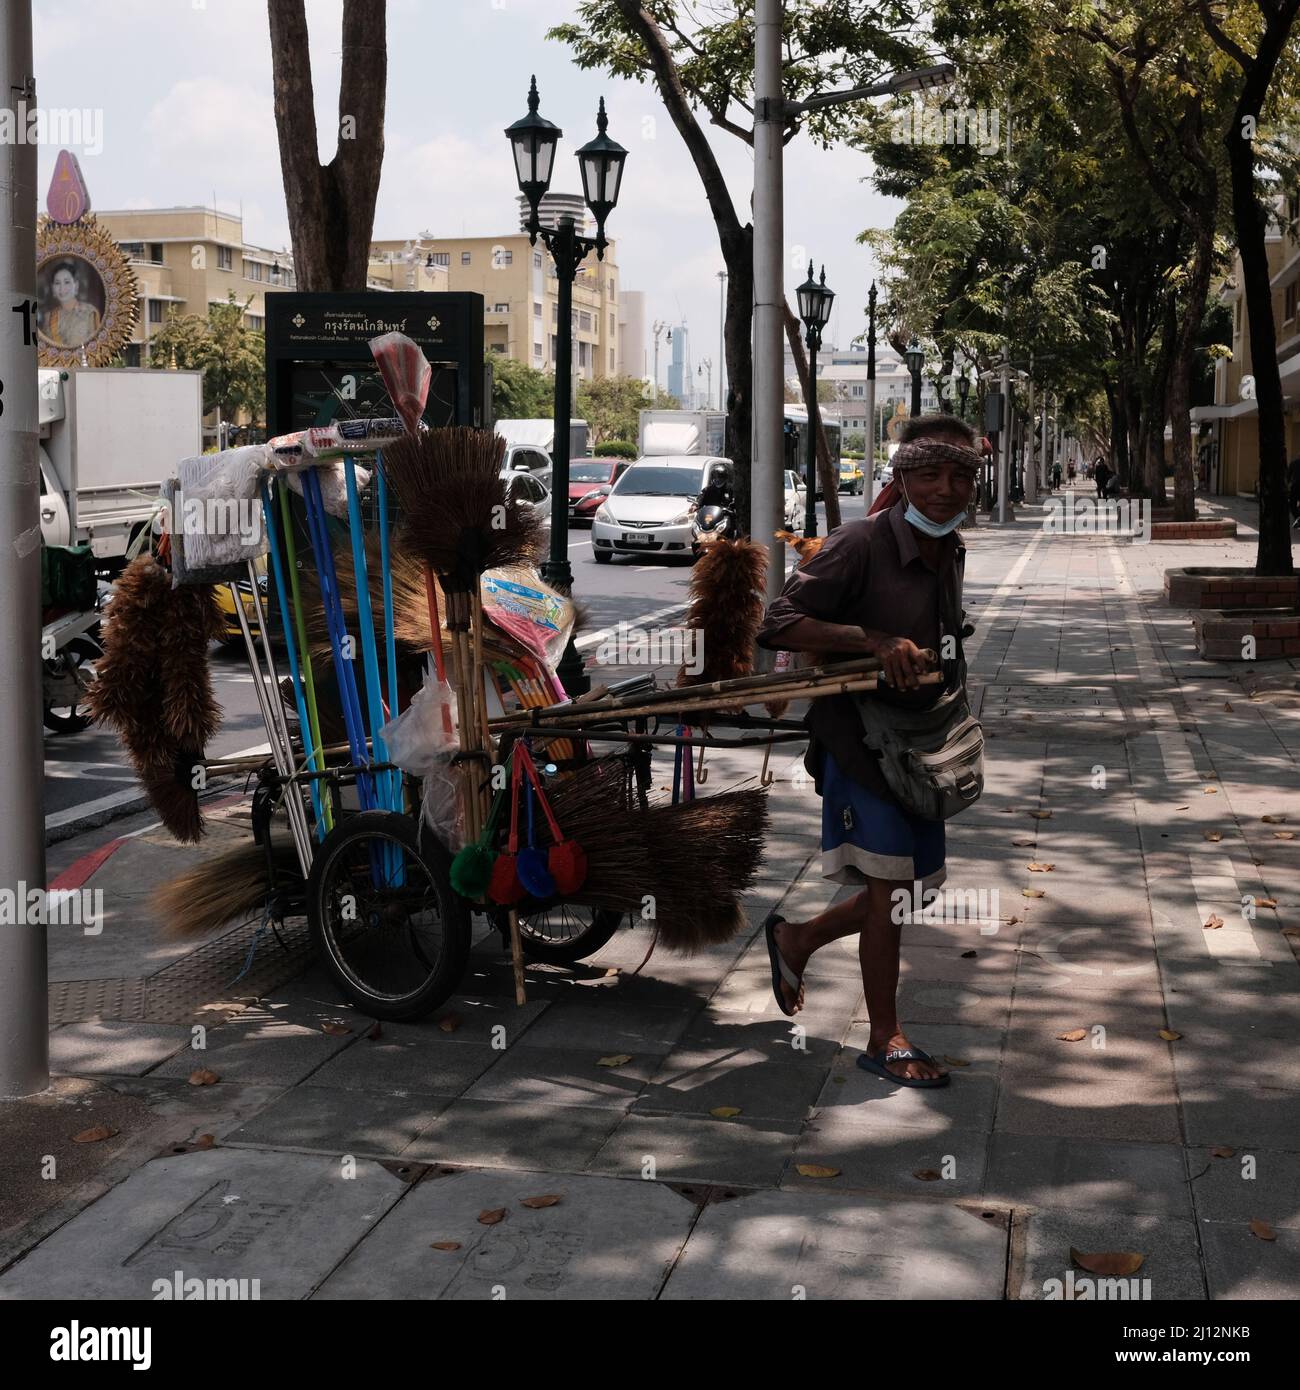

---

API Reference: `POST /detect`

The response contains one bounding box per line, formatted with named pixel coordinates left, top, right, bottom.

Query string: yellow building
left=1196, top=200, right=1300, bottom=495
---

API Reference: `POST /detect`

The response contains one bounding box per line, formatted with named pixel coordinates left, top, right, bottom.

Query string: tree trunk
left=268, top=0, right=387, bottom=292
left=723, top=236, right=754, bottom=537
left=1106, top=380, right=1129, bottom=486
left=1216, top=13, right=1299, bottom=575
left=1165, top=228, right=1215, bottom=522
left=782, top=301, right=842, bottom=531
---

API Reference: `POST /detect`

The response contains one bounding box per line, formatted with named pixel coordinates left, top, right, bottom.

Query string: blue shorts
left=819, top=749, right=946, bottom=888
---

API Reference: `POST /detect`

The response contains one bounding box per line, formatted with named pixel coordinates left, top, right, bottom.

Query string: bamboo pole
left=507, top=908, right=527, bottom=1006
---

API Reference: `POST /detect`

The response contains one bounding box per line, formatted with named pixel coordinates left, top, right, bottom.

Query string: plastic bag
left=380, top=673, right=465, bottom=852
left=481, top=565, right=575, bottom=674
left=172, top=446, right=269, bottom=576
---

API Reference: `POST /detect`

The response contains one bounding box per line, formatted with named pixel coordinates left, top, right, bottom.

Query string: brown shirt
left=756, top=501, right=965, bottom=796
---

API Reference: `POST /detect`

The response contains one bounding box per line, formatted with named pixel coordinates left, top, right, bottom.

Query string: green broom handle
left=278, top=480, right=332, bottom=833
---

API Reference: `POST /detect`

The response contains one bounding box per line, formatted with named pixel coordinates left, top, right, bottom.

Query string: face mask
left=899, top=475, right=965, bottom=537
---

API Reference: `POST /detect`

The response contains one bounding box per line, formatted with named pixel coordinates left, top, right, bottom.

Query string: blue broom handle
left=300, top=468, right=376, bottom=810
left=261, top=480, right=325, bottom=839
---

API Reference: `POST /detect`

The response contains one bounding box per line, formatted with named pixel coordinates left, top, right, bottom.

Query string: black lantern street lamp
left=957, top=359, right=972, bottom=421
left=904, top=338, right=925, bottom=417
left=797, top=261, right=834, bottom=538
left=507, top=76, right=626, bottom=696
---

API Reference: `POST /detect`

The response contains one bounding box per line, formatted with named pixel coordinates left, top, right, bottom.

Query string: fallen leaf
left=430, top=1241, right=462, bottom=1251
left=960, top=949, right=977, bottom=958
left=596, top=1054, right=633, bottom=1067
left=1203, top=831, right=1223, bottom=842
left=321, top=1022, right=352, bottom=1036
left=72, top=1124, right=118, bottom=1144
left=1007, top=915, right=1022, bottom=926
left=520, top=1194, right=562, bottom=1209
left=477, top=1208, right=508, bottom=1226
left=191, top=1134, right=216, bottom=1150
left=1204, top=787, right=1219, bottom=795
left=913, top=1169, right=942, bottom=1182
left=795, top=1164, right=841, bottom=1179
left=437, top=1014, right=462, bottom=1034
left=1057, top=1028, right=1088, bottom=1042
left=1203, top=914, right=1225, bottom=931
left=1283, top=926, right=1300, bottom=939
left=1223, top=702, right=1233, bottom=712
left=1022, top=888, right=1046, bottom=898
left=1175, top=805, right=1190, bottom=811
left=1273, top=830, right=1296, bottom=840
left=1262, top=814, right=1288, bottom=824
left=1250, top=1219, right=1277, bottom=1242
left=188, top=1068, right=219, bottom=1086
left=1159, top=1029, right=1182, bottom=1041
left=1210, top=1146, right=1235, bottom=1159
left=1012, top=838, right=1036, bottom=847
left=832, top=1075, right=846, bottom=1084
left=1071, top=1248, right=1145, bottom=1276
left=709, top=1106, right=742, bottom=1119
left=1257, top=897, right=1279, bottom=909
left=365, top=1021, right=383, bottom=1041
left=604, top=968, right=621, bottom=978
left=1027, top=862, right=1055, bottom=872
left=1030, top=810, right=1053, bottom=820
left=943, top=1056, right=971, bottom=1068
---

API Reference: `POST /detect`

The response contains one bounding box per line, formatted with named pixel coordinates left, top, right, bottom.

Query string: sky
left=32, top=0, right=904, bottom=389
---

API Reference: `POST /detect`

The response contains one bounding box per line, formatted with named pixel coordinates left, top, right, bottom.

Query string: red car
left=568, top=458, right=632, bottom=524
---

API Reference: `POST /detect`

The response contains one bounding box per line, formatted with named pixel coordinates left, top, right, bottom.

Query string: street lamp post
left=717, top=270, right=727, bottom=410
left=697, top=358, right=712, bottom=411
left=797, top=262, right=835, bottom=538
left=905, top=338, right=924, bottom=417
left=865, top=280, right=877, bottom=511
left=957, top=359, right=971, bottom=422
left=507, top=76, right=626, bottom=697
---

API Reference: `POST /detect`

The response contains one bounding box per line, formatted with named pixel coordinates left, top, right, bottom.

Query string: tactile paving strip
left=49, top=917, right=314, bottom=1024
left=49, top=977, right=146, bottom=1024
left=975, top=683, right=1130, bottom=730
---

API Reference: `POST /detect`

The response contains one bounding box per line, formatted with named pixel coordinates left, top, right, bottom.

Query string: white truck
left=493, top=416, right=590, bottom=471
left=637, top=409, right=727, bottom=459
left=39, top=366, right=204, bottom=569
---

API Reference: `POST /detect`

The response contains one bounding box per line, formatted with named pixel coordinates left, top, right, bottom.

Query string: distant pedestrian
left=1094, top=459, right=1112, bottom=498
left=1051, top=461, right=1062, bottom=489
left=1067, top=459, right=1077, bottom=483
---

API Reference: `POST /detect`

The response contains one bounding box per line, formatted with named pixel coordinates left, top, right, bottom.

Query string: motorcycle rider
left=697, top=463, right=734, bottom=513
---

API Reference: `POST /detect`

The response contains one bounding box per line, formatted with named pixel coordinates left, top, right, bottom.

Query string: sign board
left=264, top=291, right=485, bottom=435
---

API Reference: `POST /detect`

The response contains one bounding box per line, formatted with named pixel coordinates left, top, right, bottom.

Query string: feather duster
left=675, top=537, right=767, bottom=692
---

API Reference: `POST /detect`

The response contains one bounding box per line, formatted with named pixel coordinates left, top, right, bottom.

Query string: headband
left=892, top=439, right=981, bottom=474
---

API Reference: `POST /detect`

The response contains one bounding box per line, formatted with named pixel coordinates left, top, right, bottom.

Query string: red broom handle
left=516, top=742, right=565, bottom=845
left=506, top=742, right=523, bottom=853
left=424, top=568, right=447, bottom=683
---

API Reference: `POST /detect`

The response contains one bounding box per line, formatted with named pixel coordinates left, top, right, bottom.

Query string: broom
left=150, top=840, right=302, bottom=939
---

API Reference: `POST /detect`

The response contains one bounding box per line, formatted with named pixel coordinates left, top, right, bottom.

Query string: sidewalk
left=3, top=499, right=1298, bottom=1300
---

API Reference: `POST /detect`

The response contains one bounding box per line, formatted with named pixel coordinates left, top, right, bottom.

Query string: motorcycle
left=690, top=501, right=736, bottom=556
left=42, top=552, right=109, bottom=735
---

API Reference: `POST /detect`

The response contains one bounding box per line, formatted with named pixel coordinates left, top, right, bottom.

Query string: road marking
left=48, top=837, right=125, bottom=891
left=575, top=601, right=689, bottom=651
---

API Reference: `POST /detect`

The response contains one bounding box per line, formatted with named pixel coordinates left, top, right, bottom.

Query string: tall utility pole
left=1025, top=359, right=1037, bottom=506
left=753, top=0, right=785, bottom=610
left=864, top=280, right=877, bottom=512
left=0, top=0, right=47, bottom=1098
left=997, top=355, right=1011, bottom=523
left=717, top=270, right=726, bottom=410
left=651, top=318, right=666, bottom=400
left=1041, top=392, right=1051, bottom=492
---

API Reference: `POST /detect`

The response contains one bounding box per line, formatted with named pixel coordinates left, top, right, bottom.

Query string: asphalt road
left=41, top=507, right=837, bottom=831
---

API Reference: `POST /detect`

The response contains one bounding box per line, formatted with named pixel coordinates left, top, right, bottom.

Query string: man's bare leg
left=772, top=878, right=945, bottom=1082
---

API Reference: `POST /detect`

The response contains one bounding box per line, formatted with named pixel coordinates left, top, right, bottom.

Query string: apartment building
left=370, top=205, right=621, bottom=384
left=96, top=206, right=310, bottom=365
left=786, top=342, right=940, bottom=440
left=1193, top=201, right=1300, bottom=495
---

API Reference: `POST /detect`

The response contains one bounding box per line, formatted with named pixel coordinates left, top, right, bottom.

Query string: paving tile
left=223, top=1084, right=449, bottom=1156
left=314, top=1169, right=695, bottom=1300
left=588, top=1111, right=800, bottom=1188
left=709, top=966, right=863, bottom=1026
left=460, top=1046, right=658, bottom=1110
left=49, top=1021, right=191, bottom=1076
left=150, top=1015, right=357, bottom=1086
left=995, top=1068, right=1182, bottom=1144
left=514, top=999, right=697, bottom=1056
left=812, top=1048, right=998, bottom=1133
left=405, top=1099, right=622, bottom=1171
left=661, top=1188, right=1006, bottom=1300
left=1180, top=1085, right=1300, bottom=1150
left=1186, top=1145, right=1300, bottom=1229
left=984, top=1133, right=1192, bottom=1218
left=0, top=1148, right=410, bottom=1299
left=1016, top=1209, right=1204, bottom=1300
left=1200, top=1222, right=1300, bottom=1299
left=309, top=1038, right=500, bottom=1097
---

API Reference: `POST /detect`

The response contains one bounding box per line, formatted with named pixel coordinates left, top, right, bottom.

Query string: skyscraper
left=666, top=323, right=689, bottom=404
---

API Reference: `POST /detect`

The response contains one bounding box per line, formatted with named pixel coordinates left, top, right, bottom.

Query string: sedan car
left=502, top=467, right=552, bottom=536
left=567, top=458, right=632, bottom=525
left=591, top=456, right=728, bottom=564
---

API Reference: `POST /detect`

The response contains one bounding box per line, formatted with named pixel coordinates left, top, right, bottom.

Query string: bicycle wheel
left=515, top=900, right=625, bottom=964
left=308, top=810, right=471, bottom=1019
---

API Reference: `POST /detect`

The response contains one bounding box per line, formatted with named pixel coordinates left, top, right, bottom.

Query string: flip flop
left=856, top=1046, right=950, bottom=1088
left=763, top=910, right=803, bottom=1017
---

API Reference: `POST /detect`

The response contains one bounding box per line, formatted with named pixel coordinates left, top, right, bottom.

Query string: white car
left=502, top=441, right=553, bottom=486
left=501, top=466, right=552, bottom=536
left=591, top=455, right=729, bottom=563
left=784, top=469, right=807, bottom=530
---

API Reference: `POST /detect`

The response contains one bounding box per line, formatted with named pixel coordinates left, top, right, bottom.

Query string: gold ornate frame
left=36, top=213, right=139, bottom=368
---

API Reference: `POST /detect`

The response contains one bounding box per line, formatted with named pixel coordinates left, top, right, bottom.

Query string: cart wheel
left=43, top=636, right=99, bottom=734
left=307, top=810, right=471, bottom=1020
left=515, top=901, right=625, bottom=964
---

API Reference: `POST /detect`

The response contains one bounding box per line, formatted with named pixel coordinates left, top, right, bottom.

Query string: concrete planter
left=1165, top=567, right=1300, bottom=608
left=1193, top=608, right=1300, bottom=660
left=1150, top=520, right=1237, bottom=541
